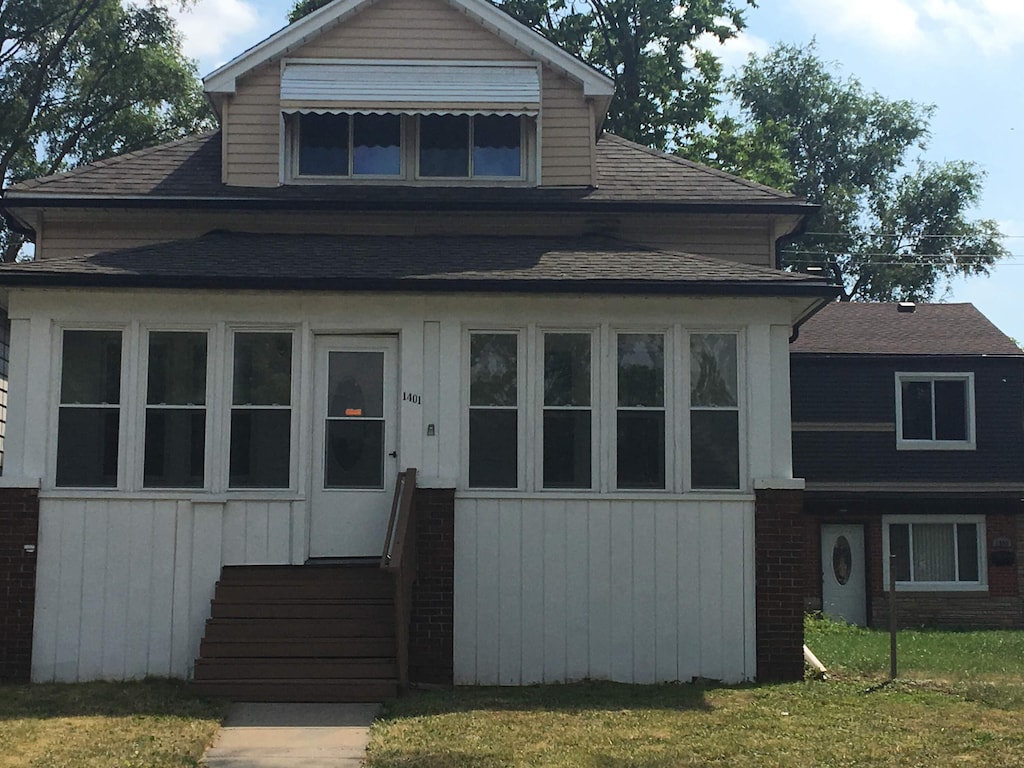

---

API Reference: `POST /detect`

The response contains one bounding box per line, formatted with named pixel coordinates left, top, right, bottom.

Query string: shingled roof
left=791, top=302, right=1023, bottom=356
left=2, top=132, right=807, bottom=211
left=0, top=232, right=835, bottom=296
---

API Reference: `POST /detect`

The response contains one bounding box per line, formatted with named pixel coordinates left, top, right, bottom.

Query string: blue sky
left=171, top=0, right=1024, bottom=342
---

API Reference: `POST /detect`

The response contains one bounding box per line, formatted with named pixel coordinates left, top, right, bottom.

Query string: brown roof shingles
left=0, top=232, right=834, bottom=295
left=791, top=302, right=1023, bottom=356
left=4, top=131, right=804, bottom=208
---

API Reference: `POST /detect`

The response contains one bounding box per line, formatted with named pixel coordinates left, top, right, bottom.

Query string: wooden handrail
left=380, top=468, right=417, bottom=691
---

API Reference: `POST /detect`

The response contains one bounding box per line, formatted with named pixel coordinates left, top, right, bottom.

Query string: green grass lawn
left=367, top=619, right=1024, bottom=767
left=0, top=679, right=225, bottom=768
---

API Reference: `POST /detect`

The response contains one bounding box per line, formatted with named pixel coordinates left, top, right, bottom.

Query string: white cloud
left=696, top=29, right=772, bottom=74
left=788, top=0, right=1024, bottom=58
left=167, top=0, right=263, bottom=67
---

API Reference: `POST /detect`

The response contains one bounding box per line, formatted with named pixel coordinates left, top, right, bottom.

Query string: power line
left=780, top=250, right=1024, bottom=260
left=801, top=231, right=1024, bottom=240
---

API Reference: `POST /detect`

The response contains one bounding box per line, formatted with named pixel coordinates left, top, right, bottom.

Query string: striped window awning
left=280, top=61, right=541, bottom=115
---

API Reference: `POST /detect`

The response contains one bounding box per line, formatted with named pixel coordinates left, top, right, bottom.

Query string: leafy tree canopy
left=288, top=0, right=754, bottom=150
left=688, top=42, right=1006, bottom=301
left=1, top=0, right=215, bottom=261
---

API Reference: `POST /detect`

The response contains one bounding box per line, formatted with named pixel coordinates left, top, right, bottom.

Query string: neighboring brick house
left=0, top=0, right=835, bottom=692
left=792, top=302, right=1024, bottom=628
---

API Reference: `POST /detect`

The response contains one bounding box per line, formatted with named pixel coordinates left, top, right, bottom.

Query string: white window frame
left=51, top=326, right=129, bottom=490
left=895, top=372, right=976, bottom=451
left=284, top=112, right=536, bottom=185
left=882, top=514, right=987, bottom=592
left=225, top=328, right=300, bottom=492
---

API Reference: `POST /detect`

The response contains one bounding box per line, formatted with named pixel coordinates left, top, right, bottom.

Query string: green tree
left=689, top=43, right=1005, bottom=301
left=287, top=0, right=754, bottom=150
left=1, top=0, right=214, bottom=261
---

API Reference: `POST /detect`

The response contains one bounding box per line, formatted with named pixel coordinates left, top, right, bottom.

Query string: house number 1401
left=403, top=392, right=422, bottom=405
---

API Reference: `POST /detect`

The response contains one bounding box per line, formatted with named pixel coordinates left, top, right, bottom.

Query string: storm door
left=310, top=335, right=399, bottom=558
left=821, top=523, right=867, bottom=626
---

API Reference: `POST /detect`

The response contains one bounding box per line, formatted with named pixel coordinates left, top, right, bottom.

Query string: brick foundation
left=755, top=487, right=806, bottom=682
left=409, top=487, right=454, bottom=684
left=0, top=487, right=39, bottom=682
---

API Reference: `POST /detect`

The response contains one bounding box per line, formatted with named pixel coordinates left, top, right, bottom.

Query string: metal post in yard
left=889, top=553, right=898, bottom=680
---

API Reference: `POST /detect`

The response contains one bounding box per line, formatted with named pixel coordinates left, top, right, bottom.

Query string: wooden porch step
left=212, top=581, right=393, bottom=602
left=194, top=678, right=398, bottom=703
left=201, top=618, right=395, bottom=641
left=217, top=564, right=391, bottom=586
left=199, top=636, right=395, bottom=659
left=194, top=657, right=397, bottom=681
left=210, top=600, right=393, bottom=620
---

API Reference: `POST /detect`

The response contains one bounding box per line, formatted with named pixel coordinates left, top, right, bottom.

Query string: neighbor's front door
left=821, top=523, right=867, bottom=626
left=310, top=335, right=399, bottom=558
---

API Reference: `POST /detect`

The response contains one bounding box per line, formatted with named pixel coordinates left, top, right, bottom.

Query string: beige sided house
left=0, top=0, right=835, bottom=697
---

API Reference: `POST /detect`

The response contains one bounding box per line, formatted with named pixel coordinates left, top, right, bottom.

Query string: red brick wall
left=408, top=487, right=454, bottom=685
left=755, top=488, right=806, bottom=682
left=0, top=487, right=39, bottom=682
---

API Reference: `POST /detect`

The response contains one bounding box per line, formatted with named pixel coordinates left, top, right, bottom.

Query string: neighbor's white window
left=884, top=516, right=985, bottom=590
left=56, top=330, right=122, bottom=488
left=144, top=331, right=208, bottom=488
left=895, top=373, right=975, bottom=450
left=468, top=331, right=520, bottom=489
left=229, top=332, right=293, bottom=489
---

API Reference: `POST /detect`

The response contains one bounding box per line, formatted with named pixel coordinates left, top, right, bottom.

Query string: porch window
left=885, top=516, right=985, bottom=589
left=690, top=333, right=740, bottom=489
left=56, top=330, right=121, bottom=487
left=616, top=333, right=665, bottom=490
left=468, top=332, right=519, bottom=488
left=144, top=331, right=207, bottom=488
left=895, top=373, right=974, bottom=450
left=543, top=332, right=592, bottom=489
left=229, top=332, right=292, bottom=488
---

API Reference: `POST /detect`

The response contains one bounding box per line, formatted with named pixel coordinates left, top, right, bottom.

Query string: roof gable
left=204, top=0, right=614, bottom=112
left=791, top=302, right=1023, bottom=356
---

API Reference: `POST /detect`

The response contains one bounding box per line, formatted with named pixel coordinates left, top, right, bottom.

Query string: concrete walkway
left=201, top=702, right=380, bottom=768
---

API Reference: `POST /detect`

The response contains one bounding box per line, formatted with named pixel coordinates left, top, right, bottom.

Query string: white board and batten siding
left=454, top=496, right=755, bottom=685
left=31, top=498, right=305, bottom=682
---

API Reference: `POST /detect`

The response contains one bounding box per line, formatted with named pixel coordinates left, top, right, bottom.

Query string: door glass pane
left=148, top=332, right=207, bottom=405
left=419, top=114, right=469, bottom=177
left=353, top=113, right=401, bottom=175
left=328, top=352, right=383, bottom=418
left=618, top=334, right=664, bottom=407
left=690, top=334, right=737, bottom=407
left=61, top=330, right=121, bottom=404
left=934, top=380, right=967, bottom=440
left=325, top=420, right=384, bottom=488
left=299, top=113, right=349, bottom=175
left=470, top=334, right=517, bottom=406
left=832, top=536, right=852, bottom=585
left=473, top=115, right=521, bottom=176
left=901, top=380, right=932, bottom=439
left=543, top=411, right=591, bottom=488
left=691, top=410, right=739, bottom=489
left=544, top=333, right=590, bottom=406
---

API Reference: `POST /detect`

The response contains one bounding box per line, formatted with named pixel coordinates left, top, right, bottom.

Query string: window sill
left=42, top=489, right=306, bottom=503
left=896, top=440, right=976, bottom=451
left=893, top=583, right=988, bottom=593
left=458, top=489, right=755, bottom=503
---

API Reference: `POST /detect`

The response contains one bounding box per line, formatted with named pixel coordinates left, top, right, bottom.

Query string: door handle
left=388, top=451, right=398, bottom=458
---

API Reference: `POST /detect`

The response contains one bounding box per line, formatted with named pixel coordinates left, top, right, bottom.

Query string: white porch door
left=821, top=523, right=867, bottom=626
left=310, top=335, right=399, bottom=558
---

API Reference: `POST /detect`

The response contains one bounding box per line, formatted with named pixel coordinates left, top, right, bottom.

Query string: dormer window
left=297, top=113, right=402, bottom=177
left=281, top=60, right=539, bottom=185
left=419, top=114, right=522, bottom=178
